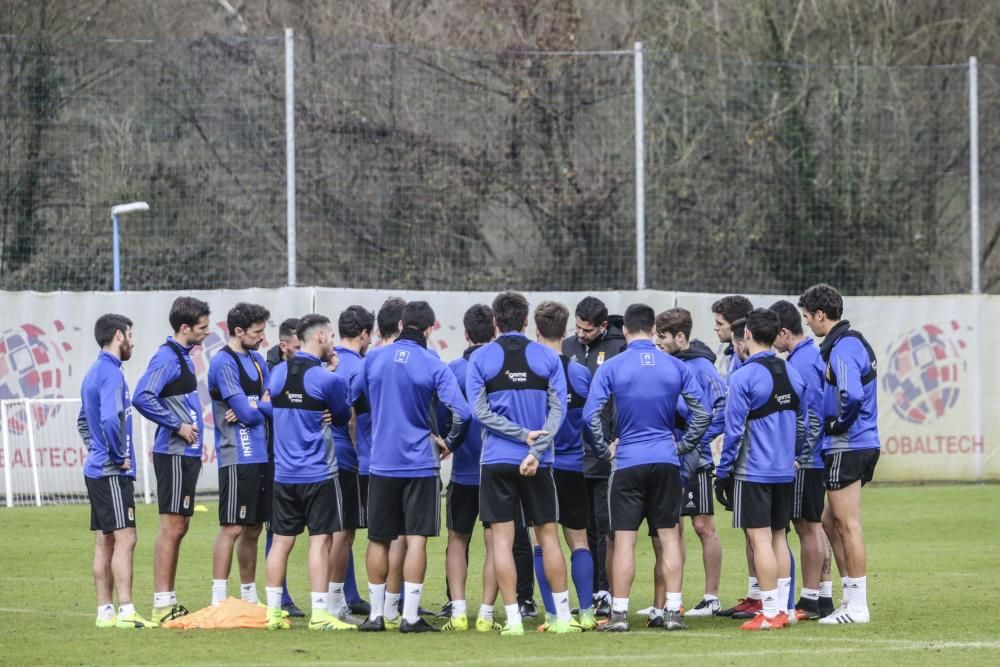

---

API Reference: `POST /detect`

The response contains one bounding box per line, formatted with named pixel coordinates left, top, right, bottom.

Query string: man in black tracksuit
left=562, top=296, right=626, bottom=614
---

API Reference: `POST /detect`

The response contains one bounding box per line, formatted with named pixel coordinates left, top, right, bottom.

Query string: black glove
left=714, top=475, right=733, bottom=511
left=824, top=417, right=848, bottom=436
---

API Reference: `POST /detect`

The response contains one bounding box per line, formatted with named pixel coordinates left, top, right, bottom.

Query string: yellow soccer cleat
left=441, top=615, right=469, bottom=632
left=383, top=615, right=401, bottom=630
left=265, top=607, right=291, bottom=630
left=152, top=604, right=189, bottom=624
left=500, top=621, right=524, bottom=636
left=576, top=609, right=598, bottom=630
left=547, top=619, right=584, bottom=634
left=475, top=616, right=503, bottom=633
left=95, top=615, right=117, bottom=629
left=308, top=609, right=358, bottom=631
left=257, top=601, right=290, bottom=618
left=116, top=611, right=160, bottom=629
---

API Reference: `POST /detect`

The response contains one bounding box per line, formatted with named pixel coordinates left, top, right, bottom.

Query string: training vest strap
left=484, top=337, right=549, bottom=393
left=747, top=356, right=800, bottom=420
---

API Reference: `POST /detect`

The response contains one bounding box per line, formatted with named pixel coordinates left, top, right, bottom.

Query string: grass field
left=1, top=484, right=999, bottom=666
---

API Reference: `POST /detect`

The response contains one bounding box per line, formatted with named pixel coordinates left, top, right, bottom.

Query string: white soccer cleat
left=684, top=597, right=721, bottom=617
left=636, top=606, right=655, bottom=617
left=818, top=606, right=870, bottom=624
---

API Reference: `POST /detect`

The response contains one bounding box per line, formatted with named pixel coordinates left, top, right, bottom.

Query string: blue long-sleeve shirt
left=583, top=339, right=711, bottom=472
left=467, top=333, right=566, bottom=467
left=819, top=321, right=881, bottom=453
left=207, top=347, right=270, bottom=466
left=786, top=337, right=825, bottom=468
left=445, top=348, right=486, bottom=485
left=267, top=351, right=351, bottom=484
left=332, top=347, right=364, bottom=472
left=553, top=356, right=592, bottom=473
left=674, top=348, right=727, bottom=478
left=718, top=351, right=807, bottom=483
left=133, top=337, right=203, bottom=457
left=358, top=336, right=471, bottom=478
left=79, top=351, right=136, bottom=479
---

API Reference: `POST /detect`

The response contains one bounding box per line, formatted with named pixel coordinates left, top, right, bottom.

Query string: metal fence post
left=634, top=42, right=646, bottom=291
left=285, top=28, right=297, bottom=287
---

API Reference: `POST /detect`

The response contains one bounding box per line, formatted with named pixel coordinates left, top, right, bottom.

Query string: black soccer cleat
left=348, top=599, right=371, bottom=617
left=435, top=601, right=453, bottom=619
left=662, top=609, right=687, bottom=631
left=400, top=617, right=440, bottom=633
left=593, top=594, right=611, bottom=618
left=282, top=602, right=306, bottom=618
left=646, top=614, right=664, bottom=628
left=518, top=599, right=538, bottom=619
left=600, top=611, right=630, bottom=632
left=358, top=615, right=385, bottom=632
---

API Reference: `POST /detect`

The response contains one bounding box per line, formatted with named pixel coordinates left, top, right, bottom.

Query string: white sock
left=117, top=602, right=135, bottom=617
left=650, top=607, right=664, bottom=618
left=848, top=576, right=868, bottom=612
left=819, top=580, right=833, bottom=598
left=748, top=577, right=761, bottom=600
left=777, top=577, right=791, bottom=614
left=368, top=582, right=386, bottom=621
left=703, top=593, right=719, bottom=602
left=97, top=603, right=115, bottom=621
left=478, top=603, right=494, bottom=620
left=666, top=592, right=682, bottom=613
left=402, top=581, right=423, bottom=624
left=612, top=597, right=629, bottom=613
left=761, top=588, right=779, bottom=619
left=327, top=582, right=346, bottom=615
left=451, top=599, right=467, bottom=618
left=802, top=587, right=819, bottom=601
left=240, top=583, right=258, bottom=604
left=153, top=591, right=174, bottom=608
left=384, top=592, right=400, bottom=621
left=841, top=577, right=852, bottom=606
left=310, top=591, right=327, bottom=611
left=211, top=579, right=227, bottom=606
left=266, top=586, right=283, bottom=611
left=504, top=602, right=521, bottom=626
left=553, top=590, right=571, bottom=623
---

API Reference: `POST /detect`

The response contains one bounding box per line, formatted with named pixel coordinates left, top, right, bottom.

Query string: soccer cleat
left=500, top=621, right=525, bottom=636
left=441, top=615, right=468, bottom=632
left=730, top=598, right=762, bottom=619
left=282, top=602, right=306, bottom=618
left=152, top=604, right=189, bottom=624
left=536, top=612, right=556, bottom=633
left=636, top=605, right=655, bottom=617
left=116, top=611, right=159, bottom=629
left=646, top=614, right=665, bottom=628
left=400, top=617, right=440, bottom=633
left=476, top=616, right=503, bottom=633
left=258, top=602, right=290, bottom=618
left=819, top=597, right=835, bottom=618
left=348, top=599, right=371, bottom=617
left=265, top=608, right=291, bottom=630
left=383, top=615, right=401, bottom=630
left=795, top=607, right=820, bottom=621
left=518, top=599, right=538, bottom=618
left=308, top=609, right=358, bottom=631
left=95, top=615, right=117, bottom=628
left=663, top=609, right=687, bottom=631
left=593, top=594, right=611, bottom=618
left=818, top=607, right=870, bottom=625
left=358, top=616, right=385, bottom=632
left=684, top=597, right=721, bottom=617
left=740, top=611, right=788, bottom=631
left=600, top=611, right=630, bottom=632
left=548, top=619, right=584, bottom=634
left=334, top=608, right=364, bottom=625
left=576, top=609, right=598, bottom=630
left=435, top=601, right=453, bottom=618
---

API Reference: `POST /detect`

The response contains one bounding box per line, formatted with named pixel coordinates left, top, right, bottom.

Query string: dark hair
left=95, top=314, right=133, bottom=348
left=730, top=317, right=747, bottom=342
left=296, top=314, right=331, bottom=342
left=463, top=304, right=495, bottom=345
left=534, top=301, right=569, bottom=340
left=168, top=296, right=210, bottom=333
left=798, top=284, right=843, bottom=320
left=575, top=296, right=608, bottom=327
left=746, top=308, right=780, bottom=347
left=769, top=300, right=803, bottom=336
left=655, top=308, right=692, bottom=338
left=710, top=295, right=753, bottom=326
left=402, top=301, right=436, bottom=331
left=226, top=302, right=270, bottom=336
left=492, top=291, right=530, bottom=333
left=377, top=297, right=406, bottom=339
left=623, top=303, right=655, bottom=334
left=278, top=317, right=300, bottom=340
left=339, top=305, right=375, bottom=339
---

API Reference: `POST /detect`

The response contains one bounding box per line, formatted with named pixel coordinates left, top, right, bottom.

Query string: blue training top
left=133, top=337, right=204, bottom=457
left=208, top=346, right=271, bottom=466
left=786, top=337, right=825, bottom=469
left=79, top=351, right=136, bottom=479
left=819, top=321, right=881, bottom=454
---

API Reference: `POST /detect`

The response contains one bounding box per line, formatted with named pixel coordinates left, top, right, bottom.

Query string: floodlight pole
left=110, top=201, right=150, bottom=292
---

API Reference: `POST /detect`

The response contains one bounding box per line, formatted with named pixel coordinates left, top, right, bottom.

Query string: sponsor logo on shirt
left=775, top=392, right=792, bottom=406
left=505, top=371, right=528, bottom=383
left=239, top=426, right=253, bottom=457
left=287, top=392, right=304, bottom=403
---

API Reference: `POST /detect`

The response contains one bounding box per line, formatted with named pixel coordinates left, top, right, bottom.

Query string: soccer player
left=356, top=301, right=469, bottom=633
left=584, top=303, right=711, bottom=632
left=562, top=296, right=626, bottom=615
left=714, top=309, right=808, bottom=631
left=653, top=308, right=727, bottom=618
left=133, top=296, right=210, bottom=623
left=264, top=314, right=353, bottom=631
left=207, top=303, right=272, bottom=607
left=798, top=284, right=880, bottom=625
left=770, top=299, right=835, bottom=620
left=264, top=317, right=304, bottom=617
left=531, top=301, right=598, bottom=630
left=79, top=314, right=158, bottom=629
left=326, top=305, right=375, bottom=622
left=438, top=304, right=503, bottom=633
left=469, top=291, right=577, bottom=636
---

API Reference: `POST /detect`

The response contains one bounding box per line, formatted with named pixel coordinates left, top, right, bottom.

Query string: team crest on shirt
left=394, top=350, right=410, bottom=364
left=640, top=352, right=654, bottom=366
left=596, top=351, right=606, bottom=365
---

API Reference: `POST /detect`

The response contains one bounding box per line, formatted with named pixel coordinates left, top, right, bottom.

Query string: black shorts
left=153, top=453, right=202, bottom=516
left=609, top=463, right=682, bottom=533
left=339, top=470, right=367, bottom=530
left=480, top=463, right=558, bottom=527
left=681, top=467, right=715, bottom=517
left=271, top=477, right=343, bottom=536
left=792, top=468, right=825, bottom=522
left=86, top=475, right=136, bottom=533
left=823, top=449, right=879, bottom=491
left=359, top=474, right=369, bottom=510
left=733, top=480, right=793, bottom=530
left=218, top=463, right=269, bottom=526
left=367, top=475, right=441, bottom=542
left=553, top=468, right=588, bottom=530
left=446, top=482, right=481, bottom=534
